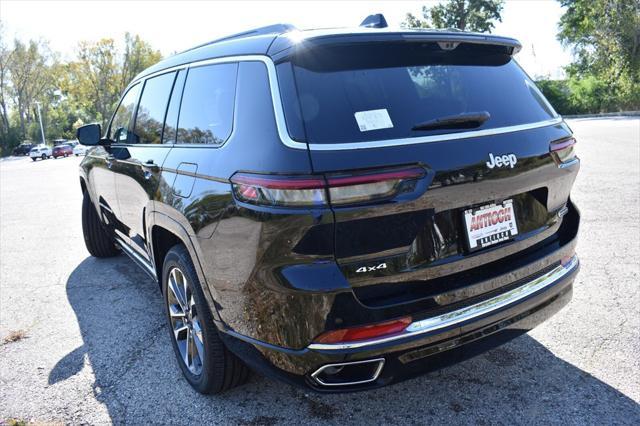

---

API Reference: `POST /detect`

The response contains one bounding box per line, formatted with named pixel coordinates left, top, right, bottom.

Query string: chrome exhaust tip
left=310, top=358, right=385, bottom=387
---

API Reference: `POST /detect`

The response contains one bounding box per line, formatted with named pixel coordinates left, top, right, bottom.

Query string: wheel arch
left=149, top=213, right=224, bottom=325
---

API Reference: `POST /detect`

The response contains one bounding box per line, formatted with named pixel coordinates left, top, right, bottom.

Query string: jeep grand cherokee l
left=76, top=19, right=580, bottom=394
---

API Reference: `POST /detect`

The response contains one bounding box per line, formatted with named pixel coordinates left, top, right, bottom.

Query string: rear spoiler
left=268, top=30, right=522, bottom=59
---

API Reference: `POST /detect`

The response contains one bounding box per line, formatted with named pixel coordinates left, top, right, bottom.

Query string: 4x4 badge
left=356, top=263, right=387, bottom=273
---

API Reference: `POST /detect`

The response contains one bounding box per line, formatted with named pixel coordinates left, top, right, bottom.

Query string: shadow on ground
left=51, top=256, right=640, bottom=424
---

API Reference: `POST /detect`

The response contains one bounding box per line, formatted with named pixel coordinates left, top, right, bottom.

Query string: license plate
left=463, top=200, right=518, bottom=251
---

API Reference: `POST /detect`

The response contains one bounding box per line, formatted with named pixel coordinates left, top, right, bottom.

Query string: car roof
left=133, top=24, right=521, bottom=83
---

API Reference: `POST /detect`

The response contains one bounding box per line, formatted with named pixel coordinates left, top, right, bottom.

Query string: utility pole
left=34, top=101, right=46, bottom=145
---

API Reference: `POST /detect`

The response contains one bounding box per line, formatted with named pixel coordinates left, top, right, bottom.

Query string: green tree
left=0, top=22, right=13, bottom=143
left=7, top=39, right=53, bottom=140
left=0, top=28, right=161, bottom=155
left=120, top=33, right=162, bottom=94
left=557, top=0, right=640, bottom=111
left=403, top=0, right=505, bottom=33
left=62, top=34, right=162, bottom=129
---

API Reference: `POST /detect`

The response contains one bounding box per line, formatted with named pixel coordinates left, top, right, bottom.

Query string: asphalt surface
left=1, top=117, right=639, bottom=425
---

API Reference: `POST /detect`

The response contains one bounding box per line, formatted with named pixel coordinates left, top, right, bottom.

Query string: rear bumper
left=220, top=254, right=579, bottom=392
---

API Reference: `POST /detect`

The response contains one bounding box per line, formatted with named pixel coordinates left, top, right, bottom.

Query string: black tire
left=81, top=191, right=119, bottom=257
left=41, top=154, right=46, bottom=160
left=162, top=244, right=250, bottom=394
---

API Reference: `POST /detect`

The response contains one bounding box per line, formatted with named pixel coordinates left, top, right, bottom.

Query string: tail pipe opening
left=310, top=358, right=385, bottom=387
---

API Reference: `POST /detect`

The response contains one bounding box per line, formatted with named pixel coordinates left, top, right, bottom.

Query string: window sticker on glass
left=354, top=109, right=394, bottom=132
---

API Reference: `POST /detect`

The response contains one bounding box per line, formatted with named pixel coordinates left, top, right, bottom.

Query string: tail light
left=550, top=137, right=578, bottom=167
left=230, top=166, right=425, bottom=208
left=313, top=316, right=412, bottom=344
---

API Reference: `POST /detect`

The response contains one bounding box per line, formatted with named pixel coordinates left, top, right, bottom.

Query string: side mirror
left=77, top=124, right=103, bottom=146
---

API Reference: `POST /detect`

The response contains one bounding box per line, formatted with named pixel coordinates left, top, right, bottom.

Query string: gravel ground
left=1, top=117, right=639, bottom=425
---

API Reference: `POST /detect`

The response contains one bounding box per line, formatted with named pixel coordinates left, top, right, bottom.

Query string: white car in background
left=29, top=145, right=53, bottom=161
left=72, top=143, right=88, bottom=156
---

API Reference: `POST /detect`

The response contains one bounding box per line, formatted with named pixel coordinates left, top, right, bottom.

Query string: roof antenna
left=360, top=14, right=388, bottom=29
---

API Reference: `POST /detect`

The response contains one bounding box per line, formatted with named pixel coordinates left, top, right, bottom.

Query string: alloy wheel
left=167, top=267, right=204, bottom=375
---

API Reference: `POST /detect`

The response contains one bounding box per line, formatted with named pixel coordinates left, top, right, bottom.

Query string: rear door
left=112, top=71, right=177, bottom=263
left=276, top=39, right=579, bottom=296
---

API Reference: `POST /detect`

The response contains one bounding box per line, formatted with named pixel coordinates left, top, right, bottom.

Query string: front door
left=93, top=83, right=141, bottom=238
left=112, top=70, right=180, bottom=263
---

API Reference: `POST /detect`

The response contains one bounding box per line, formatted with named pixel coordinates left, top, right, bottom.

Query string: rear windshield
left=277, top=42, right=556, bottom=145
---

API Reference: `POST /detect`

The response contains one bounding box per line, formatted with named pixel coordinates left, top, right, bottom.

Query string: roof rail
left=181, top=23, right=297, bottom=54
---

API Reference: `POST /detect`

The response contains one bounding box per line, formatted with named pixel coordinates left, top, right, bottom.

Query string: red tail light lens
left=313, top=316, right=412, bottom=344
left=230, top=174, right=326, bottom=207
left=327, top=167, right=425, bottom=206
left=230, top=166, right=425, bottom=208
left=550, top=137, right=577, bottom=166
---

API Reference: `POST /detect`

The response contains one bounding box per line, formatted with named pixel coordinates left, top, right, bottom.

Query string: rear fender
left=150, top=211, right=224, bottom=324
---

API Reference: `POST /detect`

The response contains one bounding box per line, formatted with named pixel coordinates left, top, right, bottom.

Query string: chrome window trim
left=126, top=54, right=564, bottom=151
left=310, top=358, right=385, bottom=387
left=303, top=118, right=563, bottom=151
left=308, top=256, right=579, bottom=351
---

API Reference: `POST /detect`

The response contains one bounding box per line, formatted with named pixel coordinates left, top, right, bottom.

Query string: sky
left=0, top=0, right=572, bottom=79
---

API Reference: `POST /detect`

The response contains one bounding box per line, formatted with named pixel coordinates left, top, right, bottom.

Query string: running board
left=114, top=236, right=157, bottom=281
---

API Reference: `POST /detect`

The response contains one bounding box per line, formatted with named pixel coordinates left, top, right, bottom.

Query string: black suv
left=77, top=19, right=580, bottom=394
left=13, top=143, right=34, bottom=156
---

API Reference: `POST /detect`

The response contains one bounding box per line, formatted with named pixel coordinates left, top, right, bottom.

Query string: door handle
left=142, top=160, right=160, bottom=171
left=142, top=160, right=160, bottom=180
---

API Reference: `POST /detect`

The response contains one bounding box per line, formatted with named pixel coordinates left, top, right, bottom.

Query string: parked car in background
left=29, top=145, right=52, bottom=161
left=52, top=138, right=68, bottom=146
left=73, top=143, right=88, bottom=156
left=13, top=142, right=34, bottom=156
left=52, top=144, right=73, bottom=158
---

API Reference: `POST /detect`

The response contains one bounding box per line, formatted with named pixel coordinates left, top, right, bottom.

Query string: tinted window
left=162, top=70, right=186, bottom=144
left=110, top=83, right=140, bottom=142
left=281, top=42, right=557, bottom=144
left=177, top=63, right=238, bottom=145
left=134, top=72, right=176, bottom=144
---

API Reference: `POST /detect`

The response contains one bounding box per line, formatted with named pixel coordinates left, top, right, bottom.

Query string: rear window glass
left=176, top=63, right=238, bottom=145
left=279, top=42, right=556, bottom=145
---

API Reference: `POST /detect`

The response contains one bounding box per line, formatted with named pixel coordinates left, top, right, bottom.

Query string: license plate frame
left=462, top=199, right=519, bottom=252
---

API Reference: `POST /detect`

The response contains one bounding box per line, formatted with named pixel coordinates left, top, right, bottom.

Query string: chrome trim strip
left=114, top=236, right=157, bottom=279
left=305, top=118, right=564, bottom=151
left=559, top=158, right=580, bottom=169
left=557, top=206, right=569, bottom=218
left=127, top=54, right=563, bottom=152
left=310, top=358, right=385, bottom=387
left=308, top=256, right=578, bottom=351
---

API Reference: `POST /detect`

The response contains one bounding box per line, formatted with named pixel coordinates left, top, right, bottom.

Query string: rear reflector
left=313, top=316, right=412, bottom=344
left=230, top=166, right=425, bottom=208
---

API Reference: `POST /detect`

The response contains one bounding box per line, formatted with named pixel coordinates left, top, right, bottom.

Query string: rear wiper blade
left=412, top=111, right=491, bottom=131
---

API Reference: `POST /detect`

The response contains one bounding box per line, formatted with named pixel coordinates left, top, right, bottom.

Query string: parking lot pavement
left=1, top=117, right=639, bottom=425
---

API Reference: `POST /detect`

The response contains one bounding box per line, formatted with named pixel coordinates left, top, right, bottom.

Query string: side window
left=133, top=71, right=177, bottom=144
left=162, top=70, right=186, bottom=144
left=177, top=63, right=238, bottom=145
left=109, top=83, right=141, bottom=142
